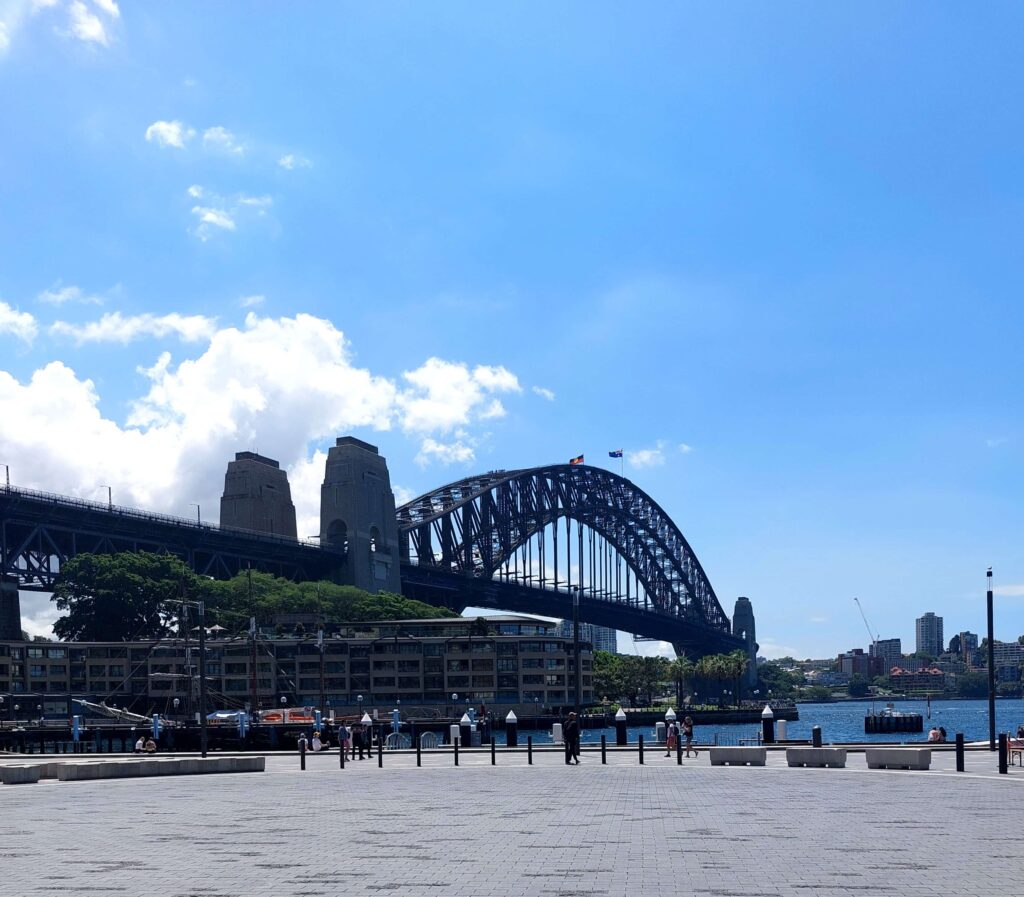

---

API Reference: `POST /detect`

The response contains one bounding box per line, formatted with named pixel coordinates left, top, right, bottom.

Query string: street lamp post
left=451, top=693, right=457, bottom=719
left=192, top=503, right=201, bottom=526
left=987, top=567, right=996, bottom=751
left=572, top=585, right=581, bottom=717
left=357, top=694, right=364, bottom=720
left=99, top=484, right=112, bottom=510
left=2, top=463, right=9, bottom=491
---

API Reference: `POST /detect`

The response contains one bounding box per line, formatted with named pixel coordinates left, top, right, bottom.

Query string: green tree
left=668, top=656, right=695, bottom=708
left=593, top=650, right=624, bottom=702
left=52, top=551, right=203, bottom=641
left=805, top=685, right=832, bottom=702
left=848, top=674, right=870, bottom=697
left=955, top=672, right=988, bottom=698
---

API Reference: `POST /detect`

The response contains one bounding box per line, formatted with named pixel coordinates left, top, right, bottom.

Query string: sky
left=1, top=2, right=1022, bottom=659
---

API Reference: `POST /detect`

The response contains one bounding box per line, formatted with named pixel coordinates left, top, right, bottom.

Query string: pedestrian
left=134, top=734, right=145, bottom=754
left=682, top=715, right=696, bottom=757
left=354, top=723, right=366, bottom=760
left=564, top=712, right=581, bottom=765
left=338, top=723, right=350, bottom=757
left=665, top=719, right=678, bottom=757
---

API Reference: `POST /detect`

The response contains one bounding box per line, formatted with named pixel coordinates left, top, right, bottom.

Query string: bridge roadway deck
left=0, top=747, right=1020, bottom=896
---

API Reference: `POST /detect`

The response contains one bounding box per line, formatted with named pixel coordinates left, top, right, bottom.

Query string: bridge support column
left=0, top=576, right=21, bottom=641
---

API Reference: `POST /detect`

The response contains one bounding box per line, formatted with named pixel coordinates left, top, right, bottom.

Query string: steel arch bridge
left=396, top=464, right=743, bottom=656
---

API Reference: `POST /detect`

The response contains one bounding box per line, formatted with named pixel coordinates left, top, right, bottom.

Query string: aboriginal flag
left=569, top=454, right=584, bottom=465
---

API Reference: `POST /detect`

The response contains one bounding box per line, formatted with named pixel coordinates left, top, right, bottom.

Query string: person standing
left=338, top=723, right=350, bottom=758
left=353, top=723, right=365, bottom=760
left=665, top=719, right=678, bottom=757
left=564, top=712, right=581, bottom=765
left=682, top=715, right=696, bottom=757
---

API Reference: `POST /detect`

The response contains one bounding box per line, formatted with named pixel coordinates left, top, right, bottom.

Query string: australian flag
left=608, top=449, right=623, bottom=458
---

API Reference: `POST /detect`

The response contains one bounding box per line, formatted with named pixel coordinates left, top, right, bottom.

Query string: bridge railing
left=0, top=484, right=324, bottom=551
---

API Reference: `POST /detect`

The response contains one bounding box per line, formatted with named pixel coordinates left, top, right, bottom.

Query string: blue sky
left=1, top=2, right=1022, bottom=657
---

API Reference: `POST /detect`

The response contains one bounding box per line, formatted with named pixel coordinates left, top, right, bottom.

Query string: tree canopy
left=51, top=551, right=456, bottom=641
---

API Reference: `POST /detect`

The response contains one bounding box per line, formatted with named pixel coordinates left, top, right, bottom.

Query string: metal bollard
left=811, top=726, right=822, bottom=748
left=955, top=733, right=964, bottom=772
left=416, top=734, right=422, bottom=767
left=615, top=709, right=628, bottom=746
left=506, top=710, right=518, bottom=748
left=299, top=737, right=306, bottom=771
left=527, top=735, right=533, bottom=765
left=677, top=733, right=682, bottom=765
left=639, top=733, right=644, bottom=765
left=999, top=733, right=1008, bottom=775
left=761, top=705, right=775, bottom=745
left=601, top=734, right=607, bottom=765
left=339, top=740, right=345, bottom=769
left=378, top=736, right=383, bottom=768
left=491, top=736, right=496, bottom=765
left=454, top=737, right=459, bottom=766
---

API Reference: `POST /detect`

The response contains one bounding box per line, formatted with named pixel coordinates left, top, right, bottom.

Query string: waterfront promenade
left=1, top=747, right=1020, bottom=896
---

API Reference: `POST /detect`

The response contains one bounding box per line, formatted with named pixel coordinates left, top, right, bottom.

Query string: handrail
left=0, top=483, right=325, bottom=551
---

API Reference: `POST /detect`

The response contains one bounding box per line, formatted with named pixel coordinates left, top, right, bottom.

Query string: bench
left=56, top=756, right=265, bottom=781
left=0, top=765, right=42, bottom=785
left=709, top=746, right=766, bottom=767
left=786, top=747, right=847, bottom=768
left=864, top=747, right=931, bottom=770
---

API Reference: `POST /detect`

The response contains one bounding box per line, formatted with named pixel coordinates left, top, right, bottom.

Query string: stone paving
left=0, top=745, right=1021, bottom=896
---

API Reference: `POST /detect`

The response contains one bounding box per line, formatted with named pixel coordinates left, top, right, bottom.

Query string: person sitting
left=134, top=735, right=146, bottom=753
left=927, top=726, right=940, bottom=742
left=144, top=737, right=157, bottom=753
left=311, top=732, right=323, bottom=752
left=1016, top=724, right=1024, bottom=739
left=937, top=726, right=947, bottom=743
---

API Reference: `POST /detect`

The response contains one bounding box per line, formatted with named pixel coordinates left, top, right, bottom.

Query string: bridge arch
left=397, top=464, right=733, bottom=646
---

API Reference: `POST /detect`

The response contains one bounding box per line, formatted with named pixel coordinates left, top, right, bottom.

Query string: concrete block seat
left=709, top=746, right=766, bottom=767
left=786, top=747, right=847, bottom=768
left=864, top=747, right=931, bottom=770
left=1, top=765, right=42, bottom=785
left=56, top=756, right=265, bottom=781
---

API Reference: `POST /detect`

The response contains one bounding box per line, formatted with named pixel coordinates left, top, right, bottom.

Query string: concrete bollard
left=506, top=710, right=518, bottom=748
left=449, top=724, right=460, bottom=746
left=777, top=719, right=787, bottom=741
left=615, top=708, right=628, bottom=746
left=762, top=705, right=775, bottom=745
left=552, top=722, right=563, bottom=744
left=811, top=726, right=822, bottom=748
left=655, top=721, right=666, bottom=744
left=955, top=733, right=964, bottom=772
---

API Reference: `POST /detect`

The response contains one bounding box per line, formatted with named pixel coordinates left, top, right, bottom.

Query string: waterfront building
left=837, top=647, right=882, bottom=679
left=888, top=666, right=945, bottom=692
left=990, top=640, right=1024, bottom=682
left=554, top=620, right=618, bottom=654
left=915, top=612, right=944, bottom=657
left=869, top=638, right=902, bottom=670
left=0, top=614, right=594, bottom=722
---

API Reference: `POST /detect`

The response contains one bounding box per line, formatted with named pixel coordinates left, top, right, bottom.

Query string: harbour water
left=489, top=698, right=1024, bottom=745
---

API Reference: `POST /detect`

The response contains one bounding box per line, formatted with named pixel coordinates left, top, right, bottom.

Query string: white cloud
left=50, top=311, right=218, bottom=345
left=278, top=153, right=312, bottom=170
left=628, top=440, right=667, bottom=469
left=186, top=187, right=272, bottom=240
left=91, top=0, right=119, bottom=18
left=238, top=194, right=272, bottom=208
left=986, top=437, right=1008, bottom=448
left=190, top=205, right=235, bottom=237
left=678, top=442, right=693, bottom=454
left=0, top=314, right=525, bottom=539
left=0, top=22, right=9, bottom=53
left=393, top=484, right=416, bottom=506
left=202, top=125, right=244, bottom=156
left=239, top=294, right=265, bottom=308
left=187, top=184, right=203, bottom=198
left=758, top=638, right=803, bottom=660
left=67, top=0, right=109, bottom=45
left=397, top=359, right=521, bottom=435
left=145, top=120, right=195, bottom=149
left=37, top=282, right=104, bottom=305
left=994, top=584, right=1024, bottom=598
left=0, top=300, right=38, bottom=344
left=532, top=386, right=556, bottom=401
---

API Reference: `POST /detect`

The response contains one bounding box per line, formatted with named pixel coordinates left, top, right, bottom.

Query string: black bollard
left=999, top=733, right=1008, bottom=775
left=955, top=733, right=964, bottom=772
left=527, top=735, right=533, bottom=765
left=677, top=732, right=683, bottom=765
left=416, top=734, right=422, bottom=767
left=460, top=721, right=473, bottom=749
left=615, top=713, right=628, bottom=746
left=639, top=733, right=644, bottom=765
left=491, top=736, right=496, bottom=765
left=506, top=712, right=518, bottom=748
left=811, top=726, right=822, bottom=748
left=761, top=706, right=775, bottom=745
left=378, top=736, right=383, bottom=768
left=454, top=737, right=459, bottom=766
left=601, top=734, right=607, bottom=765
left=299, top=736, right=306, bottom=771
left=339, top=740, right=345, bottom=769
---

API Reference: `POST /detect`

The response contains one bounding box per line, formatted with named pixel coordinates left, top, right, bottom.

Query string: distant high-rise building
left=870, top=638, right=902, bottom=671
left=555, top=620, right=618, bottom=653
left=915, top=612, right=944, bottom=656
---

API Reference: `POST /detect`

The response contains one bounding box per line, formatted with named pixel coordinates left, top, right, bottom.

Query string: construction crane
left=853, top=597, right=879, bottom=654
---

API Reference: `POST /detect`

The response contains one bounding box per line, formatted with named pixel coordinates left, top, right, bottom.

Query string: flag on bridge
left=569, top=454, right=584, bottom=465
left=608, top=449, right=623, bottom=458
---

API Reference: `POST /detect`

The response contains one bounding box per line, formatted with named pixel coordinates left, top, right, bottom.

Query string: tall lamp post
left=572, top=585, right=581, bottom=717
left=986, top=567, right=996, bottom=751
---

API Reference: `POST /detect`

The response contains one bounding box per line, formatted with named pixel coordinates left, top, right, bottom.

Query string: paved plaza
left=1, top=746, right=1021, bottom=896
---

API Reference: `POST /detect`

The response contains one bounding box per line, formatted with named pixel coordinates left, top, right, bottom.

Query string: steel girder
left=0, top=487, right=338, bottom=590
left=397, top=464, right=732, bottom=633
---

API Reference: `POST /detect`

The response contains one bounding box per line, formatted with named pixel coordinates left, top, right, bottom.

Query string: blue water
left=483, top=699, right=1024, bottom=745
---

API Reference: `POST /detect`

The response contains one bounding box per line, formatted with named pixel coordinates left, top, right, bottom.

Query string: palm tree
left=669, top=656, right=695, bottom=708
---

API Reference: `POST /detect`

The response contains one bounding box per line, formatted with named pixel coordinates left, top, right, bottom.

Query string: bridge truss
left=397, top=464, right=742, bottom=655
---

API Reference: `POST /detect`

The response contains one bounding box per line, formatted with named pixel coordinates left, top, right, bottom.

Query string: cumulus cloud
left=532, top=386, right=555, bottom=401
left=186, top=186, right=272, bottom=240
left=37, top=282, right=104, bottom=305
left=50, top=311, right=219, bottom=345
left=67, top=1, right=109, bottom=45
left=0, top=22, right=9, bottom=53
left=628, top=440, right=667, bottom=469
left=278, top=153, right=311, bottom=170
left=190, top=205, right=235, bottom=237
left=0, top=300, right=38, bottom=344
left=91, top=0, right=119, bottom=18
left=398, top=359, right=521, bottom=434
left=202, top=125, right=244, bottom=156
left=0, top=314, right=522, bottom=534
left=145, top=120, right=195, bottom=149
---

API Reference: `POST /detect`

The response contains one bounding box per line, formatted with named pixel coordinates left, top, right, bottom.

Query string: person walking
left=353, top=723, right=365, bottom=760
left=564, top=712, right=581, bottom=765
left=338, top=723, right=350, bottom=758
left=665, top=719, right=679, bottom=757
left=682, top=715, right=696, bottom=757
